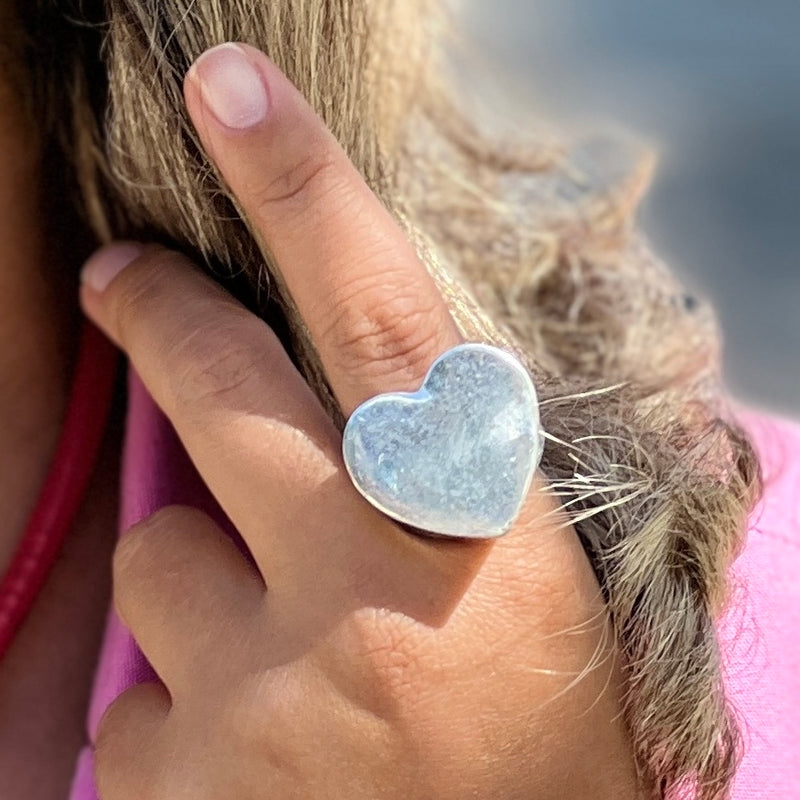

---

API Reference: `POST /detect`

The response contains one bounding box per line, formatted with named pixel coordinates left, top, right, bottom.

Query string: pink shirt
left=68, top=373, right=800, bottom=798
left=718, top=411, right=800, bottom=797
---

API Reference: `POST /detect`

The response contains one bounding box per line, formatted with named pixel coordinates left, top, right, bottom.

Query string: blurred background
left=463, top=0, right=800, bottom=415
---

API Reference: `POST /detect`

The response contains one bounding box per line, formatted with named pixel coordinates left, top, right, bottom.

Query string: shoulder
left=720, top=410, right=800, bottom=797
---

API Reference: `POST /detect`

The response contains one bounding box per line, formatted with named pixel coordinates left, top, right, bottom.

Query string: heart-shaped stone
left=342, top=343, right=543, bottom=538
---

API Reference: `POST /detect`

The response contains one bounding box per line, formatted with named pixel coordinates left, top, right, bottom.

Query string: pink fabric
left=69, top=371, right=800, bottom=798
left=69, top=372, right=237, bottom=800
left=718, top=411, right=800, bottom=798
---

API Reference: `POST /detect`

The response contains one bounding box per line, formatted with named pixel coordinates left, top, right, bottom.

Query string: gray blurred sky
left=463, top=0, right=800, bottom=415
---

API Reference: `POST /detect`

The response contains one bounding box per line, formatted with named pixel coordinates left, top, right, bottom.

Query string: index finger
left=183, top=43, right=461, bottom=416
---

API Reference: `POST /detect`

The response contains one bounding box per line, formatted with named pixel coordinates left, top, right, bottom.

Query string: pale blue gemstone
left=342, top=343, right=543, bottom=538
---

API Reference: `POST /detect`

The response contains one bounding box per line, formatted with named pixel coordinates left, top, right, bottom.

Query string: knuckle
left=94, top=684, right=168, bottom=800
left=113, top=506, right=199, bottom=588
left=222, top=673, right=300, bottom=772
left=224, top=677, right=271, bottom=743
left=338, top=609, right=431, bottom=714
left=165, top=315, right=273, bottom=416
left=321, top=278, right=447, bottom=387
left=104, top=246, right=278, bottom=420
left=94, top=689, right=135, bottom=759
left=94, top=700, right=118, bottom=759
left=253, top=148, right=341, bottom=222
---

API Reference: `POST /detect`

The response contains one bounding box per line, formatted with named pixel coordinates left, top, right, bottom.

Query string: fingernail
left=190, top=43, right=269, bottom=130
left=81, top=243, right=143, bottom=292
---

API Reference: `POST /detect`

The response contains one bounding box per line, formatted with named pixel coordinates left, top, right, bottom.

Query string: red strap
left=0, top=319, right=119, bottom=660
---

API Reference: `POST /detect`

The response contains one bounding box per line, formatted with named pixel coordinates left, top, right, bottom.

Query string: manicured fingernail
left=81, top=243, right=143, bottom=292
left=190, top=43, right=268, bottom=130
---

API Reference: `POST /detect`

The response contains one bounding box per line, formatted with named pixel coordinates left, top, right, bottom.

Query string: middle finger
left=183, top=43, right=462, bottom=416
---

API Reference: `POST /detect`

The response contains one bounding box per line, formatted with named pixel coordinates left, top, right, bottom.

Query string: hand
left=81, top=43, right=639, bottom=800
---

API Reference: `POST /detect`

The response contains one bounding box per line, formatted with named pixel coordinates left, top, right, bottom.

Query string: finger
left=94, top=682, right=171, bottom=800
left=183, top=43, right=462, bottom=415
left=112, top=505, right=265, bottom=691
left=80, top=244, right=344, bottom=544
left=80, top=246, right=460, bottom=616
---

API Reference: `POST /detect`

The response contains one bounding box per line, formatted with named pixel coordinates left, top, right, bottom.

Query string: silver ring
left=342, top=343, right=544, bottom=539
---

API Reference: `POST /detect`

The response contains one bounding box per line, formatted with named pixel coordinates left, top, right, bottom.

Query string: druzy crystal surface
left=342, top=343, right=543, bottom=538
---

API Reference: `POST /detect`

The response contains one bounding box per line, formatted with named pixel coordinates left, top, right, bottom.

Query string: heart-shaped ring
left=342, top=343, right=544, bottom=539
